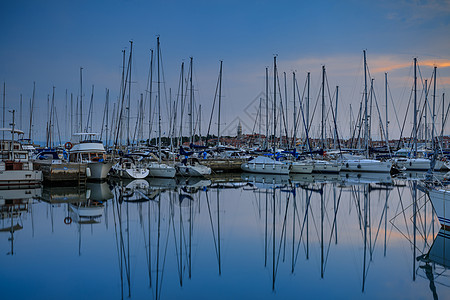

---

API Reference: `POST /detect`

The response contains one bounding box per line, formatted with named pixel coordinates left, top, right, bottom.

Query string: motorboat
left=0, top=128, right=43, bottom=186
left=67, top=133, right=113, bottom=180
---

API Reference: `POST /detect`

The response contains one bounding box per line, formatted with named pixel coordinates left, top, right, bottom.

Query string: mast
left=10, top=110, right=16, bottom=160
left=413, top=57, right=417, bottom=157
left=19, top=94, right=22, bottom=130
left=424, top=79, right=428, bottom=142
left=157, top=37, right=162, bottom=162
left=265, top=67, right=269, bottom=149
left=127, top=40, right=133, bottom=146
left=29, top=82, right=35, bottom=140
left=442, top=92, right=445, bottom=146
left=385, top=73, right=389, bottom=144
left=293, top=72, right=297, bottom=148
left=321, top=66, right=325, bottom=149
left=273, top=56, right=277, bottom=153
left=363, top=50, right=369, bottom=158
left=432, top=67, right=436, bottom=152
left=3, top=82, right=5, bottom=141
left=217, top=60, right=223, bottom=146
left=189, top=57, right=193, bottom=145
left=148, top=49, right=154, bottom=144
left=284, top=71, right=288, bottom=147
left=307, top=72, right=310, bottom=135
left=180, top=62, right=184, bottom=147
left=80, top=67, right=83, bottom=133
left=70, top=93, right=73, bottom=138
left=334, top=86, right=339, bottom=149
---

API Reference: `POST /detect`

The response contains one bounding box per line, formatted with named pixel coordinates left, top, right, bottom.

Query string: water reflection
left=0, top=186, right=42, bottom=255
left=1, top=174, right=450, bottom=299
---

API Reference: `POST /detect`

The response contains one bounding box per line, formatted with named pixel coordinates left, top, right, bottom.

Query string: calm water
left=1, top=172, right=449, bottom=300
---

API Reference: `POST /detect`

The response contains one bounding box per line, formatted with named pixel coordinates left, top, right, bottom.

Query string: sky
left=0, top=0, right=449, bottom=145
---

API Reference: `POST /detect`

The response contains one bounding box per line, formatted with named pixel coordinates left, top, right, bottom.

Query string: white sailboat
left=289, top=160, right=314, bottom=174
left=111, top=155, right=149, bottom=179
left=340, top=51, right=392, bottom=173
left=427, top=187, right=450, bottom=229
left=147, top=37, right=176, bottom=179
left=175, top=56, right=211, bottom=177
left=241, top=155, right=290, bottom=175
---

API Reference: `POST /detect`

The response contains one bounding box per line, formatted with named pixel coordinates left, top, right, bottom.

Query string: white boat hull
left=311, top=160, right=341, bottom=173
left=428, top=188, right=450, bottom=228
left=0, top=170, right=43, bottom=186
left=290, top=161, right=313, bottom=174
left=241, top=162, right=290, bottom=175
left=147, top=162, right=176, bottom=178
left=88, top=161, right=113, bottom=180
left=176, top=164, right=211, bottom=176
left=393, top=158, right=431, bottom=171
left=340, top=159, right=392, bottom=173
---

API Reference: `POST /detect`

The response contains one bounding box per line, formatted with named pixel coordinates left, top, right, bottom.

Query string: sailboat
left=146, top=37, right=176, bottom=178
left=242, top=56, right=290, bottom=175
left=340, top=51, right=392, bottom=173
left=391, top=63, right=447, bottom=172
left=426, top=186, right=450, bottom=229
left=110, top=153, right=150, bottom=179
left=175, top=57, right=211, bottom=177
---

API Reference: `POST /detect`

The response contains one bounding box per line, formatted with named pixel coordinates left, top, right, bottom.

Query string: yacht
left=0, top=128, right=42, bottom=186
left=67, top=133, right=113, bottom=180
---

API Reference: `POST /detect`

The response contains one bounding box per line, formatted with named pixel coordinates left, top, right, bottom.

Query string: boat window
left=81, top=153, right=89, bottom=161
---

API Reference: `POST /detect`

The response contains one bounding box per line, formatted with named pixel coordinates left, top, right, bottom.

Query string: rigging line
left=206, top=65, right=221, bottom=138
left=276, top=71, right=289, bottom=142
left=158, top=199, right=173, bottom=300
left=396, top=82, right=414, bottom=150
left=323, top=186, right=343, bottom=271
left=412, top=193, right=434, bottom=250
left=169, top=199, right=183, bottom=283
left=371, top=85, right=391, bottom=153
left=387, top=79, right=402, bottom=139
left=275, top=195, right=290, bottom=274
left=351, top=186, right=364, bottom=239
left=389, top=185, right=413, bottom=242
left=295, top=192, right=319, bottom=262
left=294, top=76, right=313, bottom=156
left=206, top=190, right=220, bottom=263
left=369, top=189, right=391, bottom=256
left=293, top=189, right=312, bottom=265
left=324, top=72, right=343, bottom=153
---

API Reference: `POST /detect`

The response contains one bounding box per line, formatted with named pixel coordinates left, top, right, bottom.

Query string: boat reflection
left=0, top=186, right=42, bottom=255
left=241, top=172, right=290, bottom=189
left=9, top=173, right=448, bottom=299
left=417, top=229, right=450, bottom=299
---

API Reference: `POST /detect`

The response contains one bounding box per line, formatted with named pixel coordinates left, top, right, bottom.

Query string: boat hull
left=340, top=159, right=392, bottom=173
left=176, top=164, right=211, bottom=176
left=428, top=188, right=450, bottom=228
left=88, top=161, right=113, bottom=180
left=0, top=170, right=43, bottom=186
left=147, top=163, right=176, bottom=178
left=290, top=161, right=313, bottom=174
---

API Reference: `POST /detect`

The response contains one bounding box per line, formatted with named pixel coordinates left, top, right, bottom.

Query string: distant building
left=237, top=121, right=242, bottom=137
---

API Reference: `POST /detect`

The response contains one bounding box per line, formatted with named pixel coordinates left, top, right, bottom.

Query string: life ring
left=64, top=142, right=73, bottom=150
left=64, top=216, right=72, bottom=225
left=91, top=156, right=100, bottom=161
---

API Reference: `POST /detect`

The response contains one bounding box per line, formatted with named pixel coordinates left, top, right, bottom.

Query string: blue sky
left=1, top=0, right=449, bottom=144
